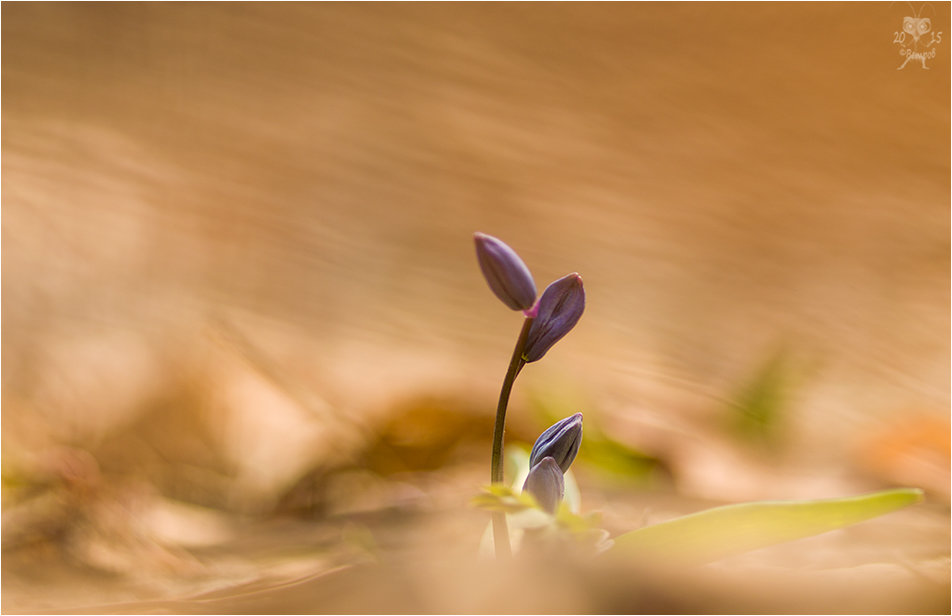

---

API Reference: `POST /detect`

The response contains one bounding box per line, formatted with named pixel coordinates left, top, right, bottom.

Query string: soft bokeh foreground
left=3, top=3, right=949, bottom=613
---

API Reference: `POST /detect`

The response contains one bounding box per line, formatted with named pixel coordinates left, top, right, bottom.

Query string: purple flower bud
left=529, top=413, right=582, bottom=473
left=523, top=273, right=585, bottom=363
left=474, top=232, right=537, bottom=312
left=522, top=456, right=564, bottom=513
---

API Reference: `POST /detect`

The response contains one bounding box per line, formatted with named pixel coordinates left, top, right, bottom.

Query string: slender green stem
left=491, top=317, right=533, bottom=482
left=490, top=316, right=533, bottom=558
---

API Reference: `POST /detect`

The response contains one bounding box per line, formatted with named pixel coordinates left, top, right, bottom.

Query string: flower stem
left=490, top=316, right=533, bottom=558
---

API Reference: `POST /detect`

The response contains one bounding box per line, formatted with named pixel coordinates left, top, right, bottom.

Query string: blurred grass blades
left=726, top=346, right=816, bottom=448
left=611, top=488, right=924, bottom=565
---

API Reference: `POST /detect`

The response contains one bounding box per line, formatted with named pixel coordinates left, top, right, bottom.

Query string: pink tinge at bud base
left=522, top=273, right=585, bottom=363
left=474, top=232, right=538, bottom=311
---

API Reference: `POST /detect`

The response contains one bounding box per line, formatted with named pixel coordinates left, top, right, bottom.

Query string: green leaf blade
left=611, top=488, right=924, bottom=565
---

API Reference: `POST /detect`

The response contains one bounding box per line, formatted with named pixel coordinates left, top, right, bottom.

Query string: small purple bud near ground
left=474, top=232, right=537, bottom=312
left=529, top=413, right=583, bottom=473
left=522, top=456, right=565, bottom=514
left=523, top=273, right=585, bottom=362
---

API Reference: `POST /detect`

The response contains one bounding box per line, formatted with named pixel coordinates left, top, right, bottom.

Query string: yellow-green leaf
left=471, top=484, right=537, bottom=513
left=611, top=488, right=923, bottom=564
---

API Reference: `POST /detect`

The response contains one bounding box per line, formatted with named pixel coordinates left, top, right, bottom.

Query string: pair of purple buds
left=474, top=232, right=585, bottom=363
left=523, top=413, right=583, bottom=513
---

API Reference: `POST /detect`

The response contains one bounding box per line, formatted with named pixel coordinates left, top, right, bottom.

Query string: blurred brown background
left=2, top=2, right=949, bottom=613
